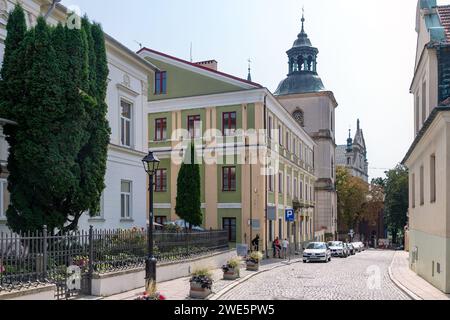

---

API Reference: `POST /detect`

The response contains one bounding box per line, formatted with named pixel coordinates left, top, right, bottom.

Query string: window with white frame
left=278, top=172, right=284, bottom=194
left=121, top=180, right=132, bottom=219
left=294, top=178, right=298, bottom=199
left=0, top=179, right=9, bottom=219
left=120, top=99, right=133, bottom=147
left=287, top=175, right=291, bottom=196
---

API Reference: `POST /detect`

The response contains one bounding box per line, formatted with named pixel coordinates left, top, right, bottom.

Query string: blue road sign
left=285, top=209, right=295, bottom=222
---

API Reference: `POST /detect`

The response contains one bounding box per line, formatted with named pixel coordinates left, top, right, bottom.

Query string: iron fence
left=0, top=227, right=229, bottom=299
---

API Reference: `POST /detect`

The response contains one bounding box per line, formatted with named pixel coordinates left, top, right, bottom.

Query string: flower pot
left=246, top=261, right=260, bottom=271
left=223, top=267, right=240, bottom=280
left=189, top=281, right=212, bottom=299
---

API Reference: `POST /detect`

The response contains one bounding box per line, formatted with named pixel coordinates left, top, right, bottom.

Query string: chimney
left=195, top=60, right=218, bottom=71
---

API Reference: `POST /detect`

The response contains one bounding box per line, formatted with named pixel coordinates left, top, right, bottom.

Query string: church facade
left=336, top=120, right=369, bottom=183
left=275, top=14, right=338, bottom=238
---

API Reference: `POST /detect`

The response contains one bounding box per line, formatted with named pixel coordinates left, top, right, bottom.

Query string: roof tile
left=437, top=5, right=450, bottom=43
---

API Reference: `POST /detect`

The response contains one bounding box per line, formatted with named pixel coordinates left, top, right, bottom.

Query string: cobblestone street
left=219, top=250, right=411, bottom=300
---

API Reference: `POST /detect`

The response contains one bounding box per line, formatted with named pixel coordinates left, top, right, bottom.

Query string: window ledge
left=120, top=219, right=134, bottom=223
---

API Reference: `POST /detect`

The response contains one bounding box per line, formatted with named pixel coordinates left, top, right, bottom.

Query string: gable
left=139, top=48, right=260, bottom=101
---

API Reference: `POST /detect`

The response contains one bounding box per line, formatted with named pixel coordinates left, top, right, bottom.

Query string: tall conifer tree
left=175, top=144, right=202, bottom=229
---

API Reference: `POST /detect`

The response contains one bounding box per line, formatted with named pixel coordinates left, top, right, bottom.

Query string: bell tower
left=275, top=9, right=338, bottom=239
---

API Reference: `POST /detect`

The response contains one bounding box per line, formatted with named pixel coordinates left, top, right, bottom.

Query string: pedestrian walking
left=282, top=238, right=289, bottom=259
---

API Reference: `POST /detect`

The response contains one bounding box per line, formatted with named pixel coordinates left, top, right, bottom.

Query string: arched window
left=307, top=56, right=313, bottom=71
left=293, top=109, right=305, bottom=127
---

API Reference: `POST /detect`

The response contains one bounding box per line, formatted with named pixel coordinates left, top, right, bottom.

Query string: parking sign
left=285, top=209, right=295, bottom=222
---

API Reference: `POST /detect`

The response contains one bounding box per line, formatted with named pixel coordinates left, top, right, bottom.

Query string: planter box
left=246, top=261, right=260, bottom=271
left=189, top=281, right=212, bottom=299
left=223, top=267, right=240, bottom=280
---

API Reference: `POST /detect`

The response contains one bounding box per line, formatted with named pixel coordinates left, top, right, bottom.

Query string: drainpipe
left=44, top=0, right=62, bottom=20
left=263, top=94, right=269, bottom=258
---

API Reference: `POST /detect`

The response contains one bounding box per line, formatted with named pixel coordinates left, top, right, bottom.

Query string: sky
left=61, top=0, right=449, bottom=180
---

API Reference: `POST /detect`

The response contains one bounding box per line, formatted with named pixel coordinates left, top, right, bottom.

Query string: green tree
left=0, top=4, right=27, bottom=112
left=384, top=165, right=409, bottom=244
left=1, top=15, right=110, bottom=233
left=175, top=143, right=202, bottom=230
left=336, top=167, right=369, bottom=233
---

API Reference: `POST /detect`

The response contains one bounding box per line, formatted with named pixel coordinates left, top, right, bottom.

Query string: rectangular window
left=299, top=142, right=303, bottom=160
left=422, top=81, right=427, bottom=124
left=287, top=175, right=291, bottom=196
left=278, top=125, right=283, bottom=146
left=155, top=118, right=167, bottom=141
left=222, top=167, right=236, bottom=192
left=120, top=180, right=132, bottom=219
left=412, top=173, right=416, bottom=208
left=269, top=221, right=274, bottom=242
left=268, top=174, right=274, bottom=192
left=268, top=116, right=273, bottom=139
left=222, top=112, right=237, bottom=136
left=306, top=183, right=309, bottom=201
left=0, top=179, right=10, bottom=219
left=223, top=218, right=237, bottom=242
left=155, top=71, right=167, bottom=95
left=430, top=154, right=436, bottom=203
left=286, top=132, right=290, bottom=151
left=293, top=139, right=297, bottom=156
left=187, top=115, right=201, bottom=138
left=121, top=100, right=133, bottom=147
left=278, top=172, right=283, bottom=194
left=294, top=178, right=298, bottom=199
left=155, top=169, right=167, bottom=192
left=420, top=166, right=424, bottom=206
left=300, top=180, right=303, bottom=200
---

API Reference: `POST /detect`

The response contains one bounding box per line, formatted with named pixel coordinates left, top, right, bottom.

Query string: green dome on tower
left=275, top=12, right=325, bottom=96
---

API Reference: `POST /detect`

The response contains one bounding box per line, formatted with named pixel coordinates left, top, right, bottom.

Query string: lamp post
left=142, top=151, right=160, bottom=291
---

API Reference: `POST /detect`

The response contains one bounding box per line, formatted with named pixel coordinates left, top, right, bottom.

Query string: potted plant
left=222, top=257, right=241, bottom=280
left=246, top=251, right=263, bottom=271
left=189, top=268, right=213, bottom=299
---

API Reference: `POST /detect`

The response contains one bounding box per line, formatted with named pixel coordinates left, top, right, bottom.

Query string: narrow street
left=219, top=250, right=411, bottom=300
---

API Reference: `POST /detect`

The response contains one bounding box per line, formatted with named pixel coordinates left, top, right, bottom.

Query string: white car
left=351, top=242, right=363, bottom=253
left=303, top=242, right=332, bottom=263
left=354, top=242, right=366, bottom=252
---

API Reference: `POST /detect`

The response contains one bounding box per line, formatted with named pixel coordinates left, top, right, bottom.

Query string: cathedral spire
left=301, top=7, right=305, bottom=33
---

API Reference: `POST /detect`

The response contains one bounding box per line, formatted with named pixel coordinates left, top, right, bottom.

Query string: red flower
left=158, top=294, right=166, bottom=300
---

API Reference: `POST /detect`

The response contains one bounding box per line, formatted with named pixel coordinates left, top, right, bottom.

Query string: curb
left=388, top=252, right=422, bottom=301
left=208, top=258, right=302, bottom=300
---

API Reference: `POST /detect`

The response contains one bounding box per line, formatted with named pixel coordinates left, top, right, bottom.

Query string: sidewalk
left=389, top=250, right=450, bottom=300
left=101, top=256, right=302, bottom=301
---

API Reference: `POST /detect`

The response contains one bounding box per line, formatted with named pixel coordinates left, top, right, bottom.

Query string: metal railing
left=0, top=227, right=229, bottom=299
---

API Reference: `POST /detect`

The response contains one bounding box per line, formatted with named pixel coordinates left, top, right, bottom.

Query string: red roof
left=437, top=5, right=450, bottom=43
left=137, top=47, right=262, bottom=88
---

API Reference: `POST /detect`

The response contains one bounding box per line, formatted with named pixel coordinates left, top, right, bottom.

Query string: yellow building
left=138, top=48, right=319, bottom=253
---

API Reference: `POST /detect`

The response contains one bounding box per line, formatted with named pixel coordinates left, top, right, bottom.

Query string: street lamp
left=142, top=151, right=160, bottom=290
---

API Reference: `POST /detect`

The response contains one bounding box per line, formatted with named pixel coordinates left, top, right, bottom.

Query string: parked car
left=303, top=242, right=332, bottom=263
left=347, top=243, right=356, bottom=255
left=343, top=243, right=351, bottom=257
left=327, top=241, right=348, bottom=258
left=351, top=242, right=363, bottom=253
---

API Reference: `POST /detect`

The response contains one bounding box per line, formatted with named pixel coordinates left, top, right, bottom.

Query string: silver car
left=327, top=241, right=348, bottom=258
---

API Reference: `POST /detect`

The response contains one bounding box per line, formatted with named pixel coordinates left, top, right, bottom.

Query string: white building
left=0, top=0, right=158, bottom=232
left=402, top=0, right=450, bottom=294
